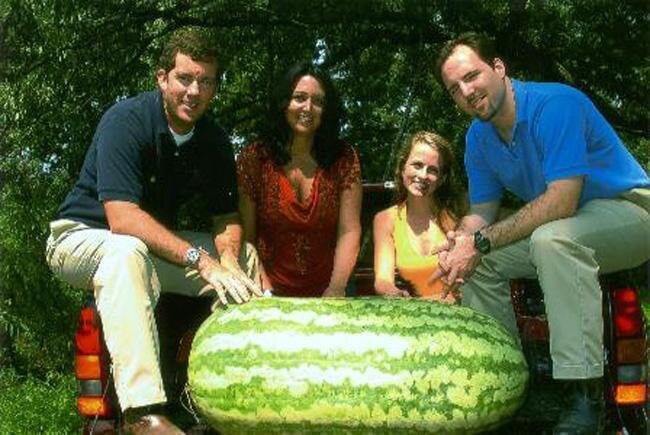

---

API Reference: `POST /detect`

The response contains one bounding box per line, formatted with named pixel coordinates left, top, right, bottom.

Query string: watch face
left=186, top=248, right=200, bottom=266
left=474, top=231, right=490, bottom=254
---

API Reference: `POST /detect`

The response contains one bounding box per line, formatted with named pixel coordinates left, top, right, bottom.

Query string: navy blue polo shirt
left=58, top=90, right=238, bottom=230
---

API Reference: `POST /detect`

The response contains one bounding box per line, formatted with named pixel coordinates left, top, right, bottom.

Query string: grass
left=0, top=368, right=81, bottom=434
left=642, top=301, right=650, bottom=323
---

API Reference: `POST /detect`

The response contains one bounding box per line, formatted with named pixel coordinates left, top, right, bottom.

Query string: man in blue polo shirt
left=432, top=32, right=649, bottom=433
left=45, top=27, right=262, bottom=432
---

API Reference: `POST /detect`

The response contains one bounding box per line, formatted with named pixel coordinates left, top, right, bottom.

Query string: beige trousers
left=462, top=190, right=650, bottom=380
left=45, top=218, right=261, bottom=410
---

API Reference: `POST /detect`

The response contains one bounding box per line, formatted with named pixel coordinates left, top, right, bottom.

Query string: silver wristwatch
left=184, top=246, right=201, bottom=268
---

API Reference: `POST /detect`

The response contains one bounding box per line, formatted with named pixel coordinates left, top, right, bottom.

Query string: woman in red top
left=237, top=62, right=362, bottom=297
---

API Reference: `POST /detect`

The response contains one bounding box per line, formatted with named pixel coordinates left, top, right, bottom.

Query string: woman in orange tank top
left=373, top=131, right=466, bottom=302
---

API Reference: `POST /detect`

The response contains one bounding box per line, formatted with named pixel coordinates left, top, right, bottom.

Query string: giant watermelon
left=188, top=297, right=528, bottom=434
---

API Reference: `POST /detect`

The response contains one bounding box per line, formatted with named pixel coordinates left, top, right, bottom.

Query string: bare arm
left=456, top=200, right=501, bottom=235
left=323, top=182, right=362, bottom=297
left=373, top=207, right=409, bottom=297
left=436, top=177, right=584, bottom=285
left=237, top=188, right=257, bottom=245
left=104, top=200, right=192, bottom=265
left=105, top=200, right=260, bottom=306
left=481, top=177, right=583, bottom=249
left=429, top=200, right=499, bottom=260
left=212, top=212, right=242, bottom=268
left=237, top=189, right=272, bottom=290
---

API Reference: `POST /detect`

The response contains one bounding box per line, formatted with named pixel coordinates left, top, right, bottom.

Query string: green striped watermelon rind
left=188, top=297, right=529, bottom=434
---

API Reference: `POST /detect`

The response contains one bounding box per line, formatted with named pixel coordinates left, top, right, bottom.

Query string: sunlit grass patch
left=0, top=368, right=81, bottom=434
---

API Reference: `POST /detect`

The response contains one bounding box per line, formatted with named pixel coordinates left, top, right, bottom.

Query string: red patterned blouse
left=237, top=142, right=361, bottom=297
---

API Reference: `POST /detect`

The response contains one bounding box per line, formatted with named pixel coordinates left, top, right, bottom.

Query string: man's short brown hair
left=433, top=32, right=498, bottom=87
left=158, top=27, right=220, bottom=73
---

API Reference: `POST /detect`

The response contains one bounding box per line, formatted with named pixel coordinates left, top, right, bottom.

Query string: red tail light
left=610, top=286, right=648, bottom=407
left=613, top=288, right=643, bottom=338
left=76, top=307, right=102, bottom=354
left=75, top=302, right=115, bottom=420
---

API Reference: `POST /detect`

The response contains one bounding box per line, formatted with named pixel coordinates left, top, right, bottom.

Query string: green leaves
left=1, top=0, right=647, bottom=374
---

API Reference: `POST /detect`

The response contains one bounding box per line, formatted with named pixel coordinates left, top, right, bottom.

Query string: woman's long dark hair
left=394, top=131, right=467, bottom=233
left=263, top=62, right=345, bottom=168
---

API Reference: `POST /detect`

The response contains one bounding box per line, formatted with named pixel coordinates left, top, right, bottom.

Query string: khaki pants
left=45, top=219, right=261, bottom=410
left=462, top=190, right=650, bottom=380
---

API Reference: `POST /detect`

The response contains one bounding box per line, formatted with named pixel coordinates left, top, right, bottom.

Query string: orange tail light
left=75, top=354, right=102, bottom=380
left=77, top=396, right=111, bottom=417
left=614, top=384, right=647, bottom=405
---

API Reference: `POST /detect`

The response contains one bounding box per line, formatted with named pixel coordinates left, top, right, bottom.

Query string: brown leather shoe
left=122, top=414, right=185, bottom=435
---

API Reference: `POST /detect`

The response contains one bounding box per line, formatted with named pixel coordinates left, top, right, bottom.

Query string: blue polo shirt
left=58, top=90, right=238, bottom=230
left=465, top=80, right=649, bottom=206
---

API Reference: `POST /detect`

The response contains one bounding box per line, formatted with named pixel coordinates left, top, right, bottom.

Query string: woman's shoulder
left=374, top=204, right=400, bottom=227
left=328, top=141, right=361, bottom=182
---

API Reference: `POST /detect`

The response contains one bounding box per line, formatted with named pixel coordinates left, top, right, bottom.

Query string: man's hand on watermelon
left=186, top=248, right=261, bottom=309
left=218, top=248, right=262, bottom=297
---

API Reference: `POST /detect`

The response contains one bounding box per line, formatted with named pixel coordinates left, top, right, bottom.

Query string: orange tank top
left=393, top=204, right=446, bottom=298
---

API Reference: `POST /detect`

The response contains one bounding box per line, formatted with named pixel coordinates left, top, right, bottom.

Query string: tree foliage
left=1, top=0, right=648, bottom=373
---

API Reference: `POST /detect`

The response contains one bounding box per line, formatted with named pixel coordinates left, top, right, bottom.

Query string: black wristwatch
left=184, top=246, right=201, bottom=268
left=473, top=230, right=491, bottom=254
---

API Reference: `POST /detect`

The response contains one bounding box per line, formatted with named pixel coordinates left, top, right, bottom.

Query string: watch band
left=473, top=230, right=491, bottom=254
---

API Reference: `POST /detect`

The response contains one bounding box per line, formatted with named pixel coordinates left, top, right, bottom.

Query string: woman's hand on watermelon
left=375, top=280, right=410, bottom=298
left=322, top=285, right=346, bottom=297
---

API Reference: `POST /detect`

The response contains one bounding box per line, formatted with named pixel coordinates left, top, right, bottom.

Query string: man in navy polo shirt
left=432, top=33, right=649, bottom=433
left=46, top=27, right=262, bottom=432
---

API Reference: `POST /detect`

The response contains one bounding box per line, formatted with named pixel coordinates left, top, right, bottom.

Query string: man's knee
left=98, top=234, right=154, bottom=282
left=94, top=234, right=160, bottom=299
left=104, top=234, right=153, bottom=270
left=529, top=223, right=572, bottom=260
